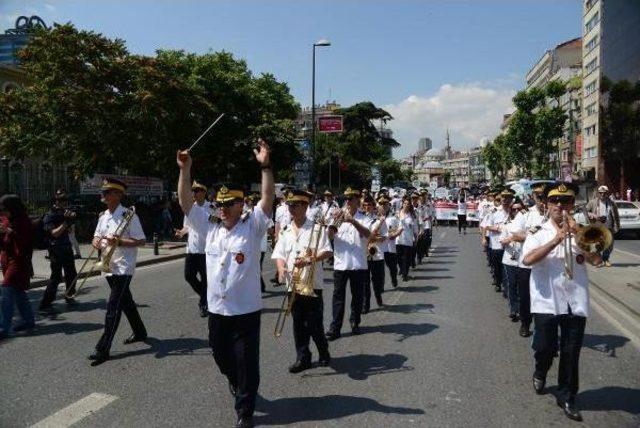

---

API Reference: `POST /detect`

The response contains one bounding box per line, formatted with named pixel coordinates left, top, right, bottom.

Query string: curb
left=589, top=279, right=640, bottom=351
left=28, top=253, right=186, bottom=290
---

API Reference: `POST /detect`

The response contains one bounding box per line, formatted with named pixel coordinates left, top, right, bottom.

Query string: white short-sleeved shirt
left=332, top=212, right=369, bottom=271
left=457, top=201, right=467, bottom=215
left=367, top=214, right=388, bottom=261
left=184, top=202, right=210, bottom=254
left=518, top=207, right=545, bottom=268
left=396, top=213, right=417, bottom=246
left=500, top=218, right=522, bottom=267
left=391, top=197, right=402, bottom=215
left=384, top=215, right=400, bottom=253
left=93, top=204, right=146, bottom=276
left=522, top=221, right=589, bottom=317
left=320, top=201, right=339, bottom=222
left=188, top=205, right=271, bottom=316
left=422, top=203, right=433, bottom=229
left=488, top=208, right=509, bottom=250
left=275, top=204, right=291, bottom=228
left=271, top=218, right=332, bottom=290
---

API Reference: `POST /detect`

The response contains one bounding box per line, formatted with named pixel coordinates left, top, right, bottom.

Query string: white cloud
left=385, top=81, right=517, bottom=159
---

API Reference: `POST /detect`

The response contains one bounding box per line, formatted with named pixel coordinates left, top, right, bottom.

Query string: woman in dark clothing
left=0, top=194, right=35, bottom=339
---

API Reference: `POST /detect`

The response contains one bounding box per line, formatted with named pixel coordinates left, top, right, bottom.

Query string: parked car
left=615, top=200, right=640, bottom=237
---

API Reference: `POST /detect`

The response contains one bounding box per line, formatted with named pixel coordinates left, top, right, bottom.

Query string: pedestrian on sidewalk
left=88, top=178, right=148, bottom=366
left=523, top=181, right=602, bottom=422
left=175, top=180, right=210, bottom=318
left=0, top=194, right=36, bottom=339
left=177, top=140, right=274, bottom=428
left=38, top=189, right=79, bottom=314
left=585, top=186, right=619, bottom=267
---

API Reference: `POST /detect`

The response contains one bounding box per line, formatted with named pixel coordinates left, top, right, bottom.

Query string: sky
left=1, top=0, right=583, bottom=159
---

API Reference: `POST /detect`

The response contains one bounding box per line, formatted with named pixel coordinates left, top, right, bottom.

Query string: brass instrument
left=563, top=207, right=613, bottom=279
left=66, top=207, right=136, bottom=298
left=367, top=215, right=385, bottom=259
left=563, top=211, right=574, bottom=279
left=274, top=209, right=327, bottom=338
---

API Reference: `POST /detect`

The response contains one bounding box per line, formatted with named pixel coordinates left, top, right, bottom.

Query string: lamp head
left=314, top=39, right=331, bottom=47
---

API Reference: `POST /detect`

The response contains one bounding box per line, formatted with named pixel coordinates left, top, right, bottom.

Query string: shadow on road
left=254, top=393, right=424, bottom=425
left=109, top=337, right=210, bottom=360
left=409, top=275, right=454, bottom=281
left=611, top=262, right=640, bottom=268
left=578, top=386, right=640, bottom=414
left=383, top=303, right=435, bottom=314
left=583, top=334, right=630, bottom=357
left=395, top=285, right=439, bottom=294
left=359, top=322, right=439, bottom=342
left=303, top=352, right=414, bottom=381
left=412, top=267, right=450, bottom=272
left=20, top=321, right=104, bottom=337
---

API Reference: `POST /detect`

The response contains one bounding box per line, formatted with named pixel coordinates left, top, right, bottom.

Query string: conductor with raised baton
left=177, top=139, right=273, bottom=428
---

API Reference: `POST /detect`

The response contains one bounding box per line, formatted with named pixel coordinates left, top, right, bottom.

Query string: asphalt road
left=1, top=227, right=639, bottom=428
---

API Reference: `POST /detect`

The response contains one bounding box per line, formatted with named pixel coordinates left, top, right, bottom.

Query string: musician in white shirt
left=380, top=196, right=403, bottom=288
left=485, top=189, right=513, bottom=293
left=175, top=180, right=210, bottom=317
left=325, top=188, right=371, bottom=340
left=522, top=182, right=601, bottom=422
left=272, top=189, right=333, bottom=373
left=89, top=178, right=147, bottom=366
left=362, top=195, right=388, bottom=312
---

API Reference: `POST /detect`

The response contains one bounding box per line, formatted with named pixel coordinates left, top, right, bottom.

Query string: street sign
left=318, top=115, right=343, bottom=133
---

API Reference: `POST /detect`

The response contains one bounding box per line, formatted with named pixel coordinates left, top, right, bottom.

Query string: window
left=585, top=102, right=597, bottom=116
left=585, top=57, right=598, bottom=75
left=585, top=0, right=598, bottom=13
left=584, top=124, right=597, bottom=136
left=585, top=12, right=599, bottom=33
left=585, top=35, right=598, bottom=53
left=585, top=79, right=597, bottom=96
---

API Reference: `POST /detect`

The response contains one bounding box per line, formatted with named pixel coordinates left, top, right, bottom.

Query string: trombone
left=274, top=208, right=328, bottom=338
left=66, top=207, right=136, bottom=298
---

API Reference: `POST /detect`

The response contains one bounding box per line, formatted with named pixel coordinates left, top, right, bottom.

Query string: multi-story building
left=526, top=37, right=582, bottom=89
left=418, top=138, right=432, bottom=152
left=441, top=153, right=470, bottom=188
left=582, top=0, right=640, bottom=190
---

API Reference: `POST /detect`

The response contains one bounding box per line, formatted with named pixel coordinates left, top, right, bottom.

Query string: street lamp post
left=311, top=39, right=331, bottom=187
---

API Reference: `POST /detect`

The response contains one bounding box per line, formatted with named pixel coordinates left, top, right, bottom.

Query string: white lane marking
left=30, top=393, right=118, bottom=428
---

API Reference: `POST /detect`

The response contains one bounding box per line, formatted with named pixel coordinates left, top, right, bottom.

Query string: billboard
left=80, top=174, right=164, bottom=196
left=318, top=115, right=343, bottom=133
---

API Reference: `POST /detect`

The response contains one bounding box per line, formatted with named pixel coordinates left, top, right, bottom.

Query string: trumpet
left=367, top=216, right=385, bottom=259
left=66, top=207, right=136, bottom=298
left=562, top=207, right=613, bottom=279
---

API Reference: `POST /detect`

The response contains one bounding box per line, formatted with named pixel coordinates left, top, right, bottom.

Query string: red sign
left=575, top=134, right=583, bottom=157
left=318, top=115, right=343, bottom=133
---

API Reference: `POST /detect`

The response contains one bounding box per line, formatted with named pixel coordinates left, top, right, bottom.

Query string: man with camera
left=38, top=189, right=79, bottom=314
left=585, top=185, right=620, bottom=267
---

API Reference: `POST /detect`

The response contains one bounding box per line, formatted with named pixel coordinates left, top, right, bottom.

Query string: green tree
left=314, top=101, right=403, bottom=189
left=0, top=24, right=300, bottom=186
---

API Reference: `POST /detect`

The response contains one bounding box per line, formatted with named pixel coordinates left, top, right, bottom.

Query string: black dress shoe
left=392, top=281, right=398, bottom=288
left=88, top=351, right=109, bottom=366
left=236, top=416, right=254, bottom=428
left=288, top=360, right=312, bottom=374
left=519, top=325, right=531, bottom=337
left=532, top=376, right=545, bottom=394
left=199, top=306, right=208, bottom=318
left=325, top=330, right=340, bottom=341
left=318, top=352, right=331, bottom=367
left=123, top=334, right=147, bottom=345
left=557, top=399, right=582, bottom=422
left=351, top=324, right=360, bottom=335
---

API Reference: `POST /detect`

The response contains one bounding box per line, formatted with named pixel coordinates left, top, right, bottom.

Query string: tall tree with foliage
left=314, top=101, right=403, bottom=189
left=0, top=23, right=300, bottom=186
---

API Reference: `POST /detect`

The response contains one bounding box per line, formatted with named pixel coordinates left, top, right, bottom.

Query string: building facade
left=582, top=0, right=640, bottom=189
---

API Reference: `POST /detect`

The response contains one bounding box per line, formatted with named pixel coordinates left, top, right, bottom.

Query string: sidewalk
left=27, top=242, right=187, bottom=289
left=588, top=247, right=640, bottom=347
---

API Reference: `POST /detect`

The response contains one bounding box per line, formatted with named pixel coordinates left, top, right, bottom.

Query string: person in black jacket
left=38, top=189, right=78, bottom=314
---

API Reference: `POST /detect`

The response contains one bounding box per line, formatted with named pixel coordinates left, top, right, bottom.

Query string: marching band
left=20, top=138, right=610, bottom=427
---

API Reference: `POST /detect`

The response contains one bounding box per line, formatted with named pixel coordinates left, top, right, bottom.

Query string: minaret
left=445, top=128, right=452, bottom=160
